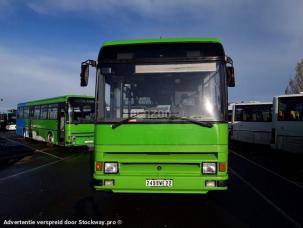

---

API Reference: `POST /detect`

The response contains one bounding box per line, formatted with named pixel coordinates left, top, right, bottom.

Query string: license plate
left=145, top=179, right=173, bottom=187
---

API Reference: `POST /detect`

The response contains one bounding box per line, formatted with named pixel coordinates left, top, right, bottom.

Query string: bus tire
left=47, top=132, right=53, bottom=147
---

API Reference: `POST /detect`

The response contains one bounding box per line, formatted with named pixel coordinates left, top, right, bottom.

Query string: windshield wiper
left=112, top=111, right=179, bottom=129
left=111, top=112, right=149, bottom=129
left=112, top=112, right=213, bottom=129
left=166, top=115, right=213, bottom=128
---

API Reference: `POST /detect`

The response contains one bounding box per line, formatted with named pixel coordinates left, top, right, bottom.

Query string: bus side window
left=34, top=106, right=41, bottom=119
left=41, top=105, right=48, bottom=119
left=24, top=107, right=29, bottom=119
left=48, top=105, right=58, bottom=120
left=18, top=107, right=24, bottom=119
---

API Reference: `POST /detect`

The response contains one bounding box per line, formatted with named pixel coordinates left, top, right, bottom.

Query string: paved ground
left=0, top=133, right=33, bottom=163
left=0, top=131, right=303, bottom=227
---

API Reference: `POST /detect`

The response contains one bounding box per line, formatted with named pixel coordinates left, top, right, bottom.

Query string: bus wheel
left=47, top=133, right=53, bottom=147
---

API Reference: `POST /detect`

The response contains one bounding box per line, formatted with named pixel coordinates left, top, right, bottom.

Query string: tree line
left=285, top=59, right=303, bottom=94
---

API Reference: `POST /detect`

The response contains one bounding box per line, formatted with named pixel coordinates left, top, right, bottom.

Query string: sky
left=0, top=0, right=303, bottom=111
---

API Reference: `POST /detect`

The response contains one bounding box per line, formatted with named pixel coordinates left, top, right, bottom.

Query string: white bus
left=271, top=94, right=303, bottom=153
left=0, top=111, right=16, bottom=131
left=230, top=102, right=273, bottom=145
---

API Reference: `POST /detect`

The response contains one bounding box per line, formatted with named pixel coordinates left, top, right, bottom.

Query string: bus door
left=0, top=113, right=5, bottom=130
left=58, top=103, right=65, bottom=145
left=28, top=107, right=33, bottom=138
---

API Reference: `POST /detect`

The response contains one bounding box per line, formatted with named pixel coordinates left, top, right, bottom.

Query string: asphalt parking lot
left=0, top=131, right=303, bottom=227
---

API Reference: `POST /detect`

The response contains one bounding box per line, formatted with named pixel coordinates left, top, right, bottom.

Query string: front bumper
left=5, top=125, right=16, bottom=131
left=66, top=135, right=94, bottom=146
left=92, top=174, right=228, bottom=194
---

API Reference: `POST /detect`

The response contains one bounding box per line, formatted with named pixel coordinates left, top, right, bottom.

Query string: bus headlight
left=202, top=162, right=217, bottom=174
left=104, top=162, right=119, bottom=174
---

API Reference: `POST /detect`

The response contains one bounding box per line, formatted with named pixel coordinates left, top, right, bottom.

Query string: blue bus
left=16, top=103, right=27, bottom=135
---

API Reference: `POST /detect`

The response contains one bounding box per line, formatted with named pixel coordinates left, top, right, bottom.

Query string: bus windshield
left=68, top=99, right=95, bottom=123
left=98, top=62, right=227, bottom=122
left=7, top=113, right=16, bottom=124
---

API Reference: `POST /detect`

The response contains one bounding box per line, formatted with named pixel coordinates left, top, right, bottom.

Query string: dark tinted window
left=41, top=105, right=48, bottom=119
left=228, top=110, right=232, bottom=122
left=7, top=113, right=16, bottom=124
left=99, top=42, right=225, bottom=62
left=69, top=99, right=95, bottom=123
left=278, top=96, right=303, bottom=121
left=48, top=104, right=58, bottom=120
left=17, top=107, right=23, bottom=118
left=235, top=104, right=272, bottom=122
left=24, top=107, right=29, bottom=119
left=34, top=106, right=41, bottom=119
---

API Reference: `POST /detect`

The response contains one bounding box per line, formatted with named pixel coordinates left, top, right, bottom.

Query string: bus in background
left=271, top=94, right=303, bottom=153
left=0, top=110, right=16, bottom=131
left=80, top=38, right=235, bottom=194
left=16, top=95, right=95, bottom=147
left=6, top=110, right=16, bottom=130
left=0, top=113, right=6, bottom=130
left=230, top=102, right=272, bottom=145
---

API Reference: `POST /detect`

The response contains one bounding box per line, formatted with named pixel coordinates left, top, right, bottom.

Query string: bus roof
left=274, top=93, right=303, bottom=99
left=102, top=38, right=221, bottom=47
left=233, top=101, right=272, bottom=106
left=99, top=38, right=225, bottom=63
left=18, top=95, right=94, bottom=106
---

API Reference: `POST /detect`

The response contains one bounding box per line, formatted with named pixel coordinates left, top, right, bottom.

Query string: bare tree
left=285, top=59, right=303, bottom=94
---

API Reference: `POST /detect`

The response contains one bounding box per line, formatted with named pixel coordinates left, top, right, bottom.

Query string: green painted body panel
left=94, top=123, right=228, bottom=193
left=103, top=38, right=221, bottom=47
left=29, top=120, right=94, bottom=146
left=65, top=123, right=95, bottom=146
left=30, top=119, right=59, bottom=143
left=96, top=123, right=227, bottom=145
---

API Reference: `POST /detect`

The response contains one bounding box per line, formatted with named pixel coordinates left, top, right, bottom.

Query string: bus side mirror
left=80, top=60, right=96, bottom=87
left=227, top=66, right=235, bottom=87
left=80, top=64, right=89, bottom=87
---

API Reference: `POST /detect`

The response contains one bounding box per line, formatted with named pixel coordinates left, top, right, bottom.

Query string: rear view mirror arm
left=80, top=59, right=97, bottom=87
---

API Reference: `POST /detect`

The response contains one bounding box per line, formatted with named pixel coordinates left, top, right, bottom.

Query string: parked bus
left=271, top=94, right=303, bottom=153
left=0, top=113, right=7, bottom=130
left=16, top=95, right=95, bottom=147
left=0, top=110, right=16, bottom=131
left=230, top=102, right=272, bottom=145
left=80, top=38, right=235, bottom=193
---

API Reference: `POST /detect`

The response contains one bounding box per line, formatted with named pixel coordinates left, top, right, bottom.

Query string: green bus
left=16, top=95, right=95, bottom=147
left=81, top=38, right=235, bottom=193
